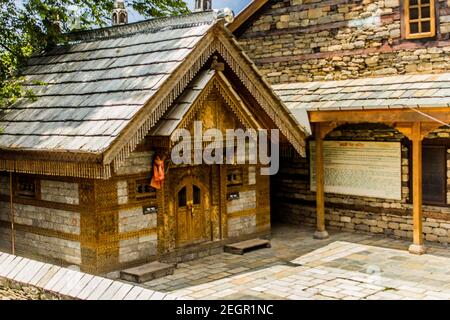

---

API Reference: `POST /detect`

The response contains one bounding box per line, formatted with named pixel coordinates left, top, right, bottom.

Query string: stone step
left=120, top=261, right=175, bottom=283
left=224, top=239, right=271, bottom=255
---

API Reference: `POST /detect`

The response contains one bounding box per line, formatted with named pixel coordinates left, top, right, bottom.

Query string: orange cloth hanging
left=150, top=155, right=165, bottom=189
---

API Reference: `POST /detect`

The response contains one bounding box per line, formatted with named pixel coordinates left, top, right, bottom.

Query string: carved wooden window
left=135, top=180, right=156, bottom=200
left=404, top=0, right=436, bottom=39
left=227, top=168, right=243, bottom=186
left=178, top=186, right=187, bottom=207
left=17, top=177, right=36, bottom=198
left=193, top=185, right=201, bottom=205
left=422, top=145, right=447, bottom=205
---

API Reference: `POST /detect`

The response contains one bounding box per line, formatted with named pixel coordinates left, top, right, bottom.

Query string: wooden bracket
left=315, top=122, right=340, bottom=139
left=393, top=121, right=447, bottom=141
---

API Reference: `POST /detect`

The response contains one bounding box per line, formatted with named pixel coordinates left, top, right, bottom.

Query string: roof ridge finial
left=112, top=0, right=128, bottom=26
left=195, top=0, right=212, bottom=12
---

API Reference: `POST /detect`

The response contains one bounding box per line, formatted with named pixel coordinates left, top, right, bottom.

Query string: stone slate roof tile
left=0, top=11, right=217, bottom=153
left=272, top=73, right=450, bottom=112
left=149, top=70, right=215, bottom=137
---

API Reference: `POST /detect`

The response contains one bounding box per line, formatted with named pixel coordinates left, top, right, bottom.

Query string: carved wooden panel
left=165, top=165, right=219, bottom=248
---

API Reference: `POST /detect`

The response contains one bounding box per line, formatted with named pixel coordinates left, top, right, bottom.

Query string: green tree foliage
left=0, top=0, right=189, bottom=107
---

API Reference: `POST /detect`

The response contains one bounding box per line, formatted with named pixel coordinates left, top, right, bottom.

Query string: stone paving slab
left=117, top=225, right=450, bottom=300
left=3, top=224, right=450, bottom=300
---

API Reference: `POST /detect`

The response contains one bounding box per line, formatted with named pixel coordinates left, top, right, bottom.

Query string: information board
left=310, top=141, right=402, bottom=200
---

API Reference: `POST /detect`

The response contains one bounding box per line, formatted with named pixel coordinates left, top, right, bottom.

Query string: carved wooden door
left=176, top=177, right=206, bottom=246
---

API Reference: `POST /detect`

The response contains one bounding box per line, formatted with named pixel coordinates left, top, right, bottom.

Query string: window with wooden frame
left=16, top=176, right=36, bottom=198
left=135, top=179, right=156, bottom=201
left=227, top=168, right=243, bottom=186
left=409, top=140, right=449, bottom=206
left=422, top=145, right=447, bottom=205
left=404, top=0, right=436, bottom=39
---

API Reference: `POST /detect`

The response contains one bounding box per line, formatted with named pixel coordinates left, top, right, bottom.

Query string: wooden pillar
left=409, top=122, right=426, bottom=254
left=9, top=172, right=15, bottom=255
left=314, top=123, right=329, bottom=239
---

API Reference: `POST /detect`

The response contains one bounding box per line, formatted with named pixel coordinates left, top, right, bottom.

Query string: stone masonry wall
left=0, top=202, right=80, bottom=235
left=117, top=181, right=128, bottom=205
left=273, top=124, right=450, bottom=244
left=118, top=207, right=158, bottom=264
left=0, top=177, right=82, bottom=266
left=0, top=226, right=81, bottom=265
left=228, top=215, right=257, bottom=238
left=115, top=151, right=154, bottom=176
left=227, top=190, right=257, bottom=214
left=40, top=180, right=79, bottom=205
left=237, top=0, right=450, bottom=83
left=227, top=188, right=258, bottom=238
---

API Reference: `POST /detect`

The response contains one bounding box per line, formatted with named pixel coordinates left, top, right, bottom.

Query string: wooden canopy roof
left=0, top=11, right=307, bottom=179
left=273, top=73, right=450, bottom=111
left=273, top=73, right=450, bottom=134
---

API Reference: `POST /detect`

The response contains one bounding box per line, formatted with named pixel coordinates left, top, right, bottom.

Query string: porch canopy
left=273, top=72, right=450, bottom=254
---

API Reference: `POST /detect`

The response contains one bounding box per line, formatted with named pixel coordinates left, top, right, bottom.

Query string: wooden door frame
left=174, top=172, right=211, bottom=247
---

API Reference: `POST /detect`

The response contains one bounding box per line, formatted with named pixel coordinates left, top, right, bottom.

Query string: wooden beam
left=313, top=123, right=329, bottom=240
left=228, top=0, right=269, bottom=33
left=409, top=122, right=426, bottom=255
left=9, top=172, right=15, bottom=255
left=309, top=108, right=450, bottom=123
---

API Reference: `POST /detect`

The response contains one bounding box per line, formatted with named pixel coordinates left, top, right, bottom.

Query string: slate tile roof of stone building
left=273, top=73, right=450, bottom=112
left=0, top=11, right=217, bottom=153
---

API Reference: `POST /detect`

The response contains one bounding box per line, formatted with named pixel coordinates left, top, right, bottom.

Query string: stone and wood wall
left=0, top=176, right=82, bottom=266
left=236, top=0, right=450, bottom=83
left=227, top=165, right=271, bottom=238
left=273, top=124, right=450, bottom=244
left=0, top=146, right=271, bottom=274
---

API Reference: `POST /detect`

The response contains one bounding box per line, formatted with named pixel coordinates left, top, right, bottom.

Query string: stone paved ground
left=117, top=224, right=450, bottom=300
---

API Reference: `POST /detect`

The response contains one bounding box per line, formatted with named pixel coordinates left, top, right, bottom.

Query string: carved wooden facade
left=0, top=12, right=306, bottom=273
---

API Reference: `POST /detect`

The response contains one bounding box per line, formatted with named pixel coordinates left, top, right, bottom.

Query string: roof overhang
left=227, top=0, right=270, bottom=33
left=0, top=20, right=308, bottom=179
left=102, top=22, right=308, bottom=173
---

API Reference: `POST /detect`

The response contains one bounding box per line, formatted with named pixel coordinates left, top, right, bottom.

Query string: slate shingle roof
left=0, top=11, right=217, bottom=153
left=273, top=73, right=450, bottom=112
left=149, top=69, right=215, bottom=137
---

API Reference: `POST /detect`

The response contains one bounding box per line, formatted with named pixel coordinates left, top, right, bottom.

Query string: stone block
left=433, top=228, right=447, bottom=237
left=308, top=8, right=325, bottom=19
left=399, top=223, right=413, bottom=231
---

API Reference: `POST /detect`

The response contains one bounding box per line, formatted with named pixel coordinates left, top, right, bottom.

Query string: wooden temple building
left=1, top=0, right=450, bottom=274
left=0, top=10, right=306, bottom=273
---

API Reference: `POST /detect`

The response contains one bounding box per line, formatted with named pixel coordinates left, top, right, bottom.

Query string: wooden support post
left=314, top=123, right=329, bottom=240
left=9, top=172, right=15, bottom=255
left=409, top=122, right=426, bottom=255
